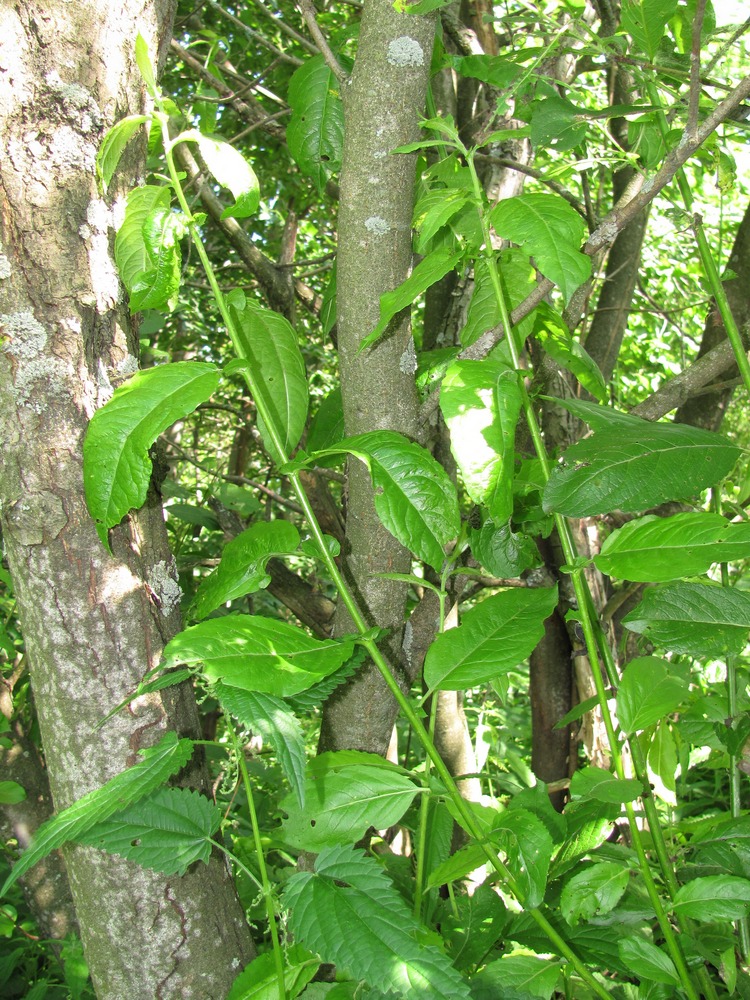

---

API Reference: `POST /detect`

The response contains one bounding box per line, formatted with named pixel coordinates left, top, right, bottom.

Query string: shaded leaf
left=189, top=520, right=300, bottom=620
left=215, top=683, right=306, bottom=808
left=532, top=304, right=607, bottom=402
left=97, top=115, right=148, bottom=191
left=621, top=0, right=679, bottom=58
left=83, top=362, right=220, bottom=548
left=618, top=936, right=680, bottom=986
left=673, top=876, right=750, bottom=922
left=561, top=862, right=629, bottom=925
left=622, top=582, right=750, bottom=657
left=287, top=55, right=344, bottom=193
left=472, top=955, right=561, bottom=999
left=616, top=657, right=690, bottom=734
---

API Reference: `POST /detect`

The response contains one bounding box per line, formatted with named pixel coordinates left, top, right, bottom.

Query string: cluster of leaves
left=4, top=0, right=750, bottom=997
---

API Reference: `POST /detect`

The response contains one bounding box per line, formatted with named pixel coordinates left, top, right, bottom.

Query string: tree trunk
left=0, top=3, right=254, bottom=996
left=319, top=0, right=437, bottom=756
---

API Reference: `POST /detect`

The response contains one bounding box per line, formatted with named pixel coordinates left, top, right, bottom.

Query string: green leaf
left=114, top=185, right=174, bottom=306
left=413, top=188, right=469, bottom=253
left=284, top=845, right=471, bottom=999
left=532, top=304, right=607, bottom=402
left=189, top=520, right=300, bottom=620
left=128, top=204, right=184, bottom=312
left=618, top=936, right=680, bottom=986
left=226, top=946, right=319, bottom=1000
left=396, top=0, right=454, bottom=13
left=314, top=430, right=460, bottom=570
left=648, top=720, right=677, bottom=794
left=306, top=387, right=344, bottom=453
left=572, top=766, right=643, bottom=804
left=441, top=362, right=521, bottom=521
left=424, top=586, right=558, bottom=691
left=228, top=300, right=309, bottom=464
left=281, top=752, right=420, bottom=850
left=162, top=617, right=355, bottom=697
left=1, top=733, right=193, bottom=896
left=530, top=94, right=588, bottom=152
left=543, top=418, right=740, bottom=517
left=621, top=0, right=679, bottom=58
left=472, top=955, right=561, bottom=999
left=97, top=115, right=148, bottom=191
left=622, top=582, right=750, bottom=657
left=470, top=520, right=541, bottom=577
left=77, top=786, right=220, bottom=876
left=135, top=33, right=157, bottom=96
left=451, top=55, right=523, bottom=89
left=561, top=862, right=630, bottom=925
left=214, top=683, right=307, bottom=808
left=287, top=55, right=344, bottom=193
left=166, top=503, right=220, bottom=530
left=426, top=843, right=488, bottom=889
left=361, top=247, right=464, bottom=351
left=83, top=361, right=220, bottom=548
left=673, top=876, right=750, bottom=922
left=490, top=809, right=553, bottom=908
left=178, top=131, right=260, bottom=219
left=320, top=261, right=337, bottom=337
left=461, top=253, right=537, bottom=348
left=595, top=512, right=750, bottom=582
left=490, top=194, right=591, bottom=302
left=0, top=781, right=26, bottom=805
left=616, top=657, right=690, bottom=735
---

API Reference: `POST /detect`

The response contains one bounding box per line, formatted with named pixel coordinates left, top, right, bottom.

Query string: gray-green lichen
left=146, top=560, right=182, bottom=617
left=1, top=311, right=74, bottom=412
left=0, top=255, right=11, bottom=280
left=365, top=216, right=390, bottom=236
left=387, top=36, right=424, bottom=67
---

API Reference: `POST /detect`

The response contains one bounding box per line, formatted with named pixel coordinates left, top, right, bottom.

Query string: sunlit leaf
left=616, top=657, right=690, bottom=734
left=287, top=55, right=344, bottom=193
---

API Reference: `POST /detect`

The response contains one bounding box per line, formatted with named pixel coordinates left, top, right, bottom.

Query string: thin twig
left=476, top=154, right=587, bottom=217
left=686, top=0, right=707, bottom=139
left=297, top=0, right=347, bottom=82
left=248, top=0, right=319, bottom=53
left=205, top=0, right=306, bottom=64
left=705, top=16, right=750, bottom=77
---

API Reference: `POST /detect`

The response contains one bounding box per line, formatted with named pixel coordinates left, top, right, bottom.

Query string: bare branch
left=297, top=0, right=347, bottom=82
left=686, top=0, right=707, bottom=139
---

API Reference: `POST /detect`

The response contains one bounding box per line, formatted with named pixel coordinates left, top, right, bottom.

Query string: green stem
left=160, top=113, right=611, bottom=1000
left=228, top=724, right=286, bottom=1000
left=465, top=150, right=703, bottom=1000
left=646, top=82, right=750, bottom=395
left=414, top=694, right=439, bottom=921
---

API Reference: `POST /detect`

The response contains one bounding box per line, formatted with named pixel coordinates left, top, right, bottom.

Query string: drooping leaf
left=441, top=361, right=521, bottom=521
left=470, top=520, right=541, bottom=577
left=490, top=194, right=591, bottom=302
left=451, top=55, right=523, bottom=89
left=320, top=261, right=337, bottom=337
left=532, top=304, right=607, bottom=402
left=622, top=582, right=750, bottom=657
left=215, top=683, right=307, bottom=808
left=306, top=387, right=344, bottom=453
left=361, top=247, right=464, bottom=351
left=439, top=885, right=508, bottom=973
left=571, top=766, right=642, bottom=805
left=162, top=617, right=355, bottom=698
left=287, top=55, right=344, bottom=193
left=413, top=187, right=469, bottom=253
left=134, top=33, right=157, bottom=96
left=83, top=361, right=220, bottom=548
left=97, top=115, right=148, bottom=191
left=561, top=862, right=630, bottom=925
left=226, top=945, right=319, bottom=1000
left=618, top=936, right=680, bottom=986
left=0, top=782, right=26, bottom=805
left=189, top=520, right=300, bottom=620
left=77, top=786, right=220, bottom=876
left=621, top=0, right=679, bottom=58
left=472, top=954, right=561, bottom=999
left=165, top=502, right=221, bottom=530
left=543, top=418, right=740, bottom=517
left=616, top=657, right=690, bottom=735
left=114, top=185, right=173, bottom=306
left=459, top=250, right=537, bottom=349
left=313, top=431, right=460, bottom=570
left=530, top=94, right=588, bottom=151
left=490, top=809, right=553, bottom=908
left=177, top=131, right=260, bottom=219
left=1, top=733, right=193, bottom=896
left=281, top=752, right=420, bottom=850
left=424, top=586, right=558, bottom=691
left=426, top=843, right=488, bottom=890
left=648, top=720, right=678, bottom=795
left=284, top=845, right=471, bottom=999
left=595, top=512, right=750, bottom=581
left=673, top=876, right=750, bottom=922
left=228, top=299, right=309, bottom=464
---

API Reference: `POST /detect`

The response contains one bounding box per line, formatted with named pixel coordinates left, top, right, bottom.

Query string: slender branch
left=205, top=0, right=308, bottom=63
left=705, top=16, right=750, bottom=77
left=475, top=153, right=587, bottom=217
left=686, top=0, right=707, bottom=139
left=297, top=0, right=347, bottom=82
left=248, top=0, right=319, bottom=53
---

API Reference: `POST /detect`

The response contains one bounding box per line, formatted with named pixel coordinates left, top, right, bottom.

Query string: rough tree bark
left=0, top=3, right=254, bottom=996
left=318, top=0, right=437, bottom=755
